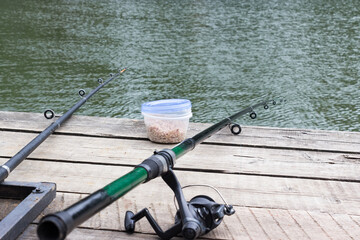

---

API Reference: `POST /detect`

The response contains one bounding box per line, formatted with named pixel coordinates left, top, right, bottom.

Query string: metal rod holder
left=0, top=181, right=56, bottom=240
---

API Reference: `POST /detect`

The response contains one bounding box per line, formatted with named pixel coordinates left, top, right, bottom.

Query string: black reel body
left=124, top=170, right=234, bottom=239
left=174, top=195, right=228, bottom=236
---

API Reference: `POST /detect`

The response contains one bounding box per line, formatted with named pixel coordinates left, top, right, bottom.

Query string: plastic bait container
left=141, top=99, right=192, bottom=143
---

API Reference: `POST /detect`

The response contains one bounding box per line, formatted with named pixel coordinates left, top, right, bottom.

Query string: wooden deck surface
left=1, top=111, right=360, bottom=239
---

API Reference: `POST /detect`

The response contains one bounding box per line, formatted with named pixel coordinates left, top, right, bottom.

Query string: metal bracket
left=0, top=181, right=56, bottom=240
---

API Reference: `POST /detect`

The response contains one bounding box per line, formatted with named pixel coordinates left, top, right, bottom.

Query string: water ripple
left=0, top=0, right=359, bottom=132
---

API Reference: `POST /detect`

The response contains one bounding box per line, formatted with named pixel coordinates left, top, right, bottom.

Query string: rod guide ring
left=78, top=89, right=86, bottom=97
left=44, top=109, right=55, bottom=119
left=250, top=112, right=257, bottom=119
left=230, top=123, right=241, bottom=135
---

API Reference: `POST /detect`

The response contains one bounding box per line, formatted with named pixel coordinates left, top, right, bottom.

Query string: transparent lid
left=141, top=99, right=192, bottom=115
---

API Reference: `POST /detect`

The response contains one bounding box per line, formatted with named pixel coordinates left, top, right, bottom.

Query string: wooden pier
left=1, top=111, right=360, bottom=239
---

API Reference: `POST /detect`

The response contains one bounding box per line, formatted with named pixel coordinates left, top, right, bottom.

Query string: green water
left=0, top=0, right=359, bottom=131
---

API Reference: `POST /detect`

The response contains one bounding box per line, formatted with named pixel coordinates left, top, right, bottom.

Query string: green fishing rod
left=37, top=99, right=278, bottom=240
left=0, top=68, right=127, bottom=183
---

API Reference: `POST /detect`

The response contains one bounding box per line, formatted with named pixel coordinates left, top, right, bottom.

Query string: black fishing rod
left=37, top=99, right=279, bottom=240
left=0, top=68, right=127, bottom=183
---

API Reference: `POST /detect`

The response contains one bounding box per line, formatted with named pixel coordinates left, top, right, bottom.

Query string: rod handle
left=37, top=211, right=74, bottom=240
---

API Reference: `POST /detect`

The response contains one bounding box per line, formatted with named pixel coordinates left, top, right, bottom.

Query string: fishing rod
left=37, top=99, right=279, bottom=240
left=0, top=68, right=127, bottom=183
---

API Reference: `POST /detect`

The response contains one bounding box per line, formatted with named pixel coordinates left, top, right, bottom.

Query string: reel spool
left=174, top=195, right=235, bottom=236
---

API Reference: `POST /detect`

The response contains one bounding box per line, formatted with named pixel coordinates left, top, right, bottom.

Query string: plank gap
left=2, top=127, right=359, bottom=155
left=4, top=156, right=358, bottom=184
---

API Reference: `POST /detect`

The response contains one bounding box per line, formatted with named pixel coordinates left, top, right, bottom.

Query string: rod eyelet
left=250, top=112, right=257, bottom=119
left=78, top=89, right=86, bottom=97
left=230, top=124, right=241, bottom=135
left=44, top=109, right=55, bottom=119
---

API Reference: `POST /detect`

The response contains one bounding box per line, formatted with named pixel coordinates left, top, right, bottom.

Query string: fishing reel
left=124, top=169, right=235, bottom=240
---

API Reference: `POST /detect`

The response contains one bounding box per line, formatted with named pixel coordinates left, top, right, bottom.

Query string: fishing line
left=173, top=184, right=232, bottom=212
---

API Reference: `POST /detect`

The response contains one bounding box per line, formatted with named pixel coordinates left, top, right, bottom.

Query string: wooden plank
left=1, top=159, right=360, bottom=216
left=1, top=111, right=360, bottom=239
left=249, top=208, right=290, bottom=240
left=19, top=212, right=360, bottom=240
left=0, top=199, right=21, bottom=220
left=1, top=111, right=360, bottom=153
left=224, top=211, right=252, bottom=240
left=17, top=191, right=360, bottom=240
left=1, top=131, right=360, bottom=181
left=267, top=209, right=310, bottom=239
left=229, top=208, right=270, bottom=239
left=19, top=224, right=181, bottom=240
left=330, top=214, right=360, bottom=240
left=286, top=210, right=330, bottom=239
left=307, top=211, right=353, bottom=240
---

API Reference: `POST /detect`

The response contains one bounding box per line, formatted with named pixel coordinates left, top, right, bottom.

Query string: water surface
left=0, top=0, right=359, bottom=131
